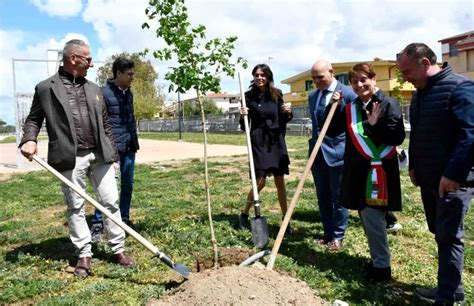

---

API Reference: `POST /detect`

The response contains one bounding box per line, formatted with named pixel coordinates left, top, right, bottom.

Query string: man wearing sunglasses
left=20, top=39, right=135, bottom=278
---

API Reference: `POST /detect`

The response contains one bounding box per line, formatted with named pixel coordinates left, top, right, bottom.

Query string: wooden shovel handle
left=266, top=100, right=340, bottom=270
left=32, top=155, right=160, bottom=255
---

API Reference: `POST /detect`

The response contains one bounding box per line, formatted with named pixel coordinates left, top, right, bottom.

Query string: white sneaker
left=386, top=223, right=402, bottom=233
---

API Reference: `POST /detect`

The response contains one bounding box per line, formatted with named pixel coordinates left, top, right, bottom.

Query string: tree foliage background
left=0, top=119, right=15, bottom=133
left=96, top=52, right=166, bottom=120
left=182, top=98, right=222, bottom=116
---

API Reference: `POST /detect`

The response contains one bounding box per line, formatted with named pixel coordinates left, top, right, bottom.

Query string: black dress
left=240, top=89, right=293, bottom=177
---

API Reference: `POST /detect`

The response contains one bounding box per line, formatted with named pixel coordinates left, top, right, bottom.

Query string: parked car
left=286, top=118, right=312, bottom=135
left=189, top=122, right=210, bottom=132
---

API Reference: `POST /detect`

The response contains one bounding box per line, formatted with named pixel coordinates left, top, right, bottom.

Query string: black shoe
left=415, top=287, right=464, bottom=304
left=365, top=262, right=391, bottom=282
left=238, top=213, right=249, bottom=230
left=123, top=219, right=135, bottom=229
left=284, top=223, right=293, bottom=237
left=90, top=223, right=103, bottom=242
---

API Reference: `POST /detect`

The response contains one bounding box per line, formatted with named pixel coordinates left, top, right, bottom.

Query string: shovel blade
left=251, top=216, right=269, bottom=248
left=173, top=263, right=192, bottom=279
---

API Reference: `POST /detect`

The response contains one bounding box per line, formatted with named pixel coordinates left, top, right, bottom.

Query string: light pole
left=178, top=92, right=182, bottom=141
left=168, top=66, right=183, bottom=141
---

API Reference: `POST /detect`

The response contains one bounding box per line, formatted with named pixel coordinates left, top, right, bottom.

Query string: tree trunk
left=196, top=89, right=219, bottom=268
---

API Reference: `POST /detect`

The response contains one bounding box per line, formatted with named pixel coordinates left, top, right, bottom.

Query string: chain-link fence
left=139, top=111, right=312, bottom=137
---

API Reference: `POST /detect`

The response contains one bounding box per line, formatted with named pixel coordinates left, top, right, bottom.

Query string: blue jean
left=420, top=184, right=472, bottom=303
left=311, top=162, right=348, bottom=240
left=93, top=151, right=136, bottom=223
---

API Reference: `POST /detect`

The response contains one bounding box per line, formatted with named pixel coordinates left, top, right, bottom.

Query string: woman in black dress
left=238, top=64, right=293, bottom=234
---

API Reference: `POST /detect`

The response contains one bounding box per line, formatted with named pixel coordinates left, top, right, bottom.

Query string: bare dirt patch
left=150, top=265, right=327, bottom=305
left=149, top=247, right=326, bottom=305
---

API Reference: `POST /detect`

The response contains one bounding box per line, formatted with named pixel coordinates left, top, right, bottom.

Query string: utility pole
left=178, top=92, right=182, bottom=141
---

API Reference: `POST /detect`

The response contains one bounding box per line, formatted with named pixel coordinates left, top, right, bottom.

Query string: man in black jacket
left=20, top=39, right=135, bottom=278
left=397, top=43, right=474, bottom=305
left=91, top=57, right=139, bottom=240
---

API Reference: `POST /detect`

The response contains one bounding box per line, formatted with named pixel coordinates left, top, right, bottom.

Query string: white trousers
left=60, top=150, right=125, bottom=257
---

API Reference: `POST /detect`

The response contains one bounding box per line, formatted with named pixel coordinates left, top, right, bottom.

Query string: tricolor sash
left=346, top=102, right=396, bottom=206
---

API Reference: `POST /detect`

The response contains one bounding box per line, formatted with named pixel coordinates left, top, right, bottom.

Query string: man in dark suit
left=20, top=39, right=135, bottom=278
left=398, top=43, right=474, bottom=305
left=308, top=59, right=357, bottom=251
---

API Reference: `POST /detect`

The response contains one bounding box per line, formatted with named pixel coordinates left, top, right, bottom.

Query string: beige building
left=280, top=59, right=414, bottom=118
left=439, top=31, right=474, bottom=79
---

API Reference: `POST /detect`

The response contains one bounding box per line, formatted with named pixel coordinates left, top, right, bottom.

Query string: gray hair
left=62, top=39, right=88, bottom=62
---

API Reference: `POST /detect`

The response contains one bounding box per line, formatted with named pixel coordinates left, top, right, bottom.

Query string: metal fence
left=138, top=111, right=312, bottom=137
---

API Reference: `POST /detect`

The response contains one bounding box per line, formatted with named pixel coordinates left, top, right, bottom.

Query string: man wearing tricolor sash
left=327, top=62, right=405, bottom=282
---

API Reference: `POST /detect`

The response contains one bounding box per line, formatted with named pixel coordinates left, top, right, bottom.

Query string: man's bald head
left=311, top=59, right=334, bottom=90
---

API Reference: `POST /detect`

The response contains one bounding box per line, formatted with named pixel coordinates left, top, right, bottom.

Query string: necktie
left=319, top=89, right=329, bottom=107
left=316, top=90, right=330, bottom=128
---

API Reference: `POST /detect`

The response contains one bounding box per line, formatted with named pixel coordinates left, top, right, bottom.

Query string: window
left=335, top=74, right=349, bottom=85
left=449, top=44, right=459, bottom=57
left=467, top=50, right=474, bottom=71
left=305, top=80, right=313, bottom=91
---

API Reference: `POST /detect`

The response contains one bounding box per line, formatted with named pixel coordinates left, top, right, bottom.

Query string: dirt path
left=0, top=139, right=247, bottom=177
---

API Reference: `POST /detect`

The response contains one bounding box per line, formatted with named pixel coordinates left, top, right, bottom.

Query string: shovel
left=238, top=72, right=269, bottom=249
left=32, top=155, right=191, bottom=279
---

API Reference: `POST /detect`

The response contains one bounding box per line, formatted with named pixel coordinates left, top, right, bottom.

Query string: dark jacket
left=409, top=64, right=474, bottom=188
left=308, top=81, right=357, bottom=168
left=20, top=68, right=118, bottom=172
left=103, top=79, right=139, bottom=154
left=327, top=90, right=406, bottom=211
left=240, top=88, right=293, bottom=173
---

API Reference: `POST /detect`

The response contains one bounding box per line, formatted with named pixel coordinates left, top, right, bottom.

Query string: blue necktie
left=316, top=90, right=329, bottom=129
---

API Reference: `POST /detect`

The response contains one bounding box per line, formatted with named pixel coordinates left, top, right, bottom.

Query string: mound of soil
left=150, top=266, right=327, bottom=305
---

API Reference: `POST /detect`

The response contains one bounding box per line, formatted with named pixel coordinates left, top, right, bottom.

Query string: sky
left=0, top=0, right=473, bottom=125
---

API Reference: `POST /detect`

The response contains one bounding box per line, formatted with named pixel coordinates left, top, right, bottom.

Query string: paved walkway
left=0, top=139, right=247, bottom=175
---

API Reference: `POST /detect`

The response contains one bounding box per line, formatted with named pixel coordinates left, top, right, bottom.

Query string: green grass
left=0, top=132, right=472, bottom=305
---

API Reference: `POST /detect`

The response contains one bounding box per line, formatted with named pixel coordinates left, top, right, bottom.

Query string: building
left=182, top=92, right=241, bottom=115
left=439, top=31, right=474, bottom=79
left=280, top=59, right=415, bottom=118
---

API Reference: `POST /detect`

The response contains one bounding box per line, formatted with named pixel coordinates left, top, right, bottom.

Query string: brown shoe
left=326, top=239, right=343, bottom=252
left=74, top=256, right=91, bottom=278
left=114, top=252, right=135, bottom=268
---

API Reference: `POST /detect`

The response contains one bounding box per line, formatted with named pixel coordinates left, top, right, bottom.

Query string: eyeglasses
left=74, top=54, right=93, bottom=64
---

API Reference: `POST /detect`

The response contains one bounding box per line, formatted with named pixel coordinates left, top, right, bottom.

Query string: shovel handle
left=238, top=72, right=260, bottom=204
left=32, top=155, right=161, bottom=255
left=238, top=72, right=260, bottom=218
left=266, top=100, right=340, bottom=270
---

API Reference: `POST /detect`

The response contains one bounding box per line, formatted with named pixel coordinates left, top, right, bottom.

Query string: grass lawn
left=0, top=132, right=472, bottom=305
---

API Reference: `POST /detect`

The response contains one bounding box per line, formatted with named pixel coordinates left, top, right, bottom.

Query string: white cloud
left=1, top=0, right=472, bottom=124
left=30, top=0, right=83, bottom=17
left=0, top=30, right=100, bottom=125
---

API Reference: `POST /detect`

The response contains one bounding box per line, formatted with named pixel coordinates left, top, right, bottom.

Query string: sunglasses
left=74, top=54, right=93, bottom=64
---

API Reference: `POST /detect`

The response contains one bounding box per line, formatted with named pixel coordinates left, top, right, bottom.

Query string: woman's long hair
left=249, top=64, right=282, bottom=103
